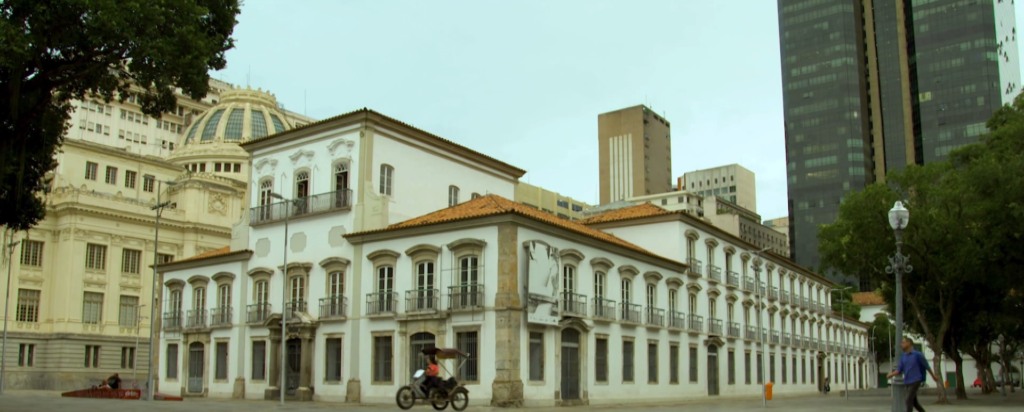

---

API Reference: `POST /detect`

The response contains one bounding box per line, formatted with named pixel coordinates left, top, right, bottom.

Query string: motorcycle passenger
left=424, top=356, right=441, bottom=391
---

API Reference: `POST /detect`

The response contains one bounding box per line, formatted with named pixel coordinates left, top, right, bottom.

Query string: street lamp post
left=835, top=285, right=853, bottom=400
left=1, top=239, right=21, bottom=395
left=148, top=179, right=176, bottom=401
left=753, top=246, right=771, bottom=408
left=134, top=304, right=146, bottom=388
left=269, top=192, right=289, bottom=406
left=885, top=201, right=911, bottom=412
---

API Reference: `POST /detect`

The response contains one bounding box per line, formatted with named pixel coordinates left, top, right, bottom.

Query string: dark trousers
left=905, top=381, right=925, bottom=412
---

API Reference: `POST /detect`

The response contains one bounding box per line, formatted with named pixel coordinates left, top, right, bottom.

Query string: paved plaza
left=3, top=389, right=1024, bottom=412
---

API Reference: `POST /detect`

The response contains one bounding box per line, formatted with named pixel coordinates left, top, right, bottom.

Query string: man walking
left=887, top=337, right=941, bottom=412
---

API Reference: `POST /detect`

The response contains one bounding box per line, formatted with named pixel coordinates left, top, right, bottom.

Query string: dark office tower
left=778, top=0, right=1019, bottom=285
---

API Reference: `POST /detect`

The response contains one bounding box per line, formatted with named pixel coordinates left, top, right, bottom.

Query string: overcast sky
left=212, top=1, right=1024, bottom=221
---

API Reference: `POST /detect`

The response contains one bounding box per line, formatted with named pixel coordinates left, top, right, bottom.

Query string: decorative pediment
left=211, top=272, right=235, bottom=284
left=686, top=282, right=703, bottom=293
left=319, top=257, right=352, bottom=270
left=643, top=271, right=663, bottom=284
left=666, top=277, right=685, bottom=289
left=559, top=249, right=585, bottom=265
left=685, top=229, right=700, bottom=241
left=618, top=265, right=639, bottom=279
left=590, top=257, right=614, bottom=272
left=289, top=149, right=316, bottom=164
left=327, top=137, right=356, bottom=157
left=253, top=158, right=278, bottom=175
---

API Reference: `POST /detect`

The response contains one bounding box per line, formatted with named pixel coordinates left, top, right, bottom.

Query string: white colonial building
left=155, top=109, right=871, bottom=406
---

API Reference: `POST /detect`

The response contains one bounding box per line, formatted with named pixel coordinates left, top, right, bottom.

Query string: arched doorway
left=187, top=342, right=204, bottom=394
left=707, top=345, right=720, bottom=395
left=285, top=338, right=301, bottom=395
left=560, top=328, right=581, bottom=400
left=410, top=332, right=436, bottom=377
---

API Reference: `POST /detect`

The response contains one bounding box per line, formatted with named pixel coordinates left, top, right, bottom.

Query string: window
left=794, top=357, right=799, bottom=385
left=448, top=185, right=460, bottom=206
left=17, top=289, right=40, bottom=322
left=85, top=162, right=98, bottom=180
left=326, top=338, right=343, bottom=382
left=621, top=278, right=631, bottom=304
left=254, top=280, right=269, bottom=307
left=216, top=342, right=228, bottom=380
left=669, top=344, right=679, bottom=384
left=376, top=265, right=394, bottom=312
left=456, top=331, right=479, bottom=381
left=595, top=337, right=608, bottom=382
left=193, top=287, right=206, bottom=312
left=622, top=340, right=634, bottom=382
left=728, top=350, right=736, bottom=385
left=529, top=332, right=543, bottom=381
left=104, top=166, right=118, bottom=184
left=85, top=244, right=107, bottom=270
left=121, top=347, right=135, bottom=369
left=252, top=341, right=266, bottom=380
left=373, top=335, right=393, bottom=382
left=594, top=271, right=606, bottom=299
left=124, top=170, right=137, bottom=189
left=158, top=253, right=175, bottom=264
left=83, top=292, right=103, bottom=324
left=757, top=353, right=763, bottom=384
left=85, top=345, right=101, bottom=368
left=295, top=170, right=310, bottom=200
left=770, top=353, right=776, bottom=383
left=668, top=289, right=678, bottom=312
left=167, top=344, right=179, bottom=379
left=379, top=164, right=394, bottom=196
left=118, top=295, right=139, bottom=327
left=745, top=352, right=752, bottom=384
left=457, top=256, right=480, bottom=307
left=121, top=248, right=141, bottom=274
left=218, top=283, right=231, bottom=309
left=782, top=355, right=787, bottom=384
left=414, top=261, right=435, bottom=309
left=289, top=275, right=305, bottom=306
left=647, top=342, right=658, bottom=383
left=20, top=240, right=43, bottom=267
left=18, top=344, right=35, bottom=367
left=689, top=347, right=698, bottom=383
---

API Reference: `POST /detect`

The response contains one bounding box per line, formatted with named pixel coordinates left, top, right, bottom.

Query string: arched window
left=295, top=170, right=310, bottom=199
left=621, top=278, right=632, bottom=304
left=289, top=276, right=306, bottom=305
left=457, top=256, right=480, bottom=308
left=193, top=287, right=206, bottom=311
left=688, top=292, right=697, bottom=314
left=414, top=261, right=436, bottom=310
left=708, top=297, right=717, bottom=319
left=328, top=271, right=344, bottom=298
left=374, top=265, right=395, bottom=313
left=562, top=264, right=576, bottom=294
left=379, top=164, right=394, bottom=196
left=254, top=280, right=268, bottom=306
left=594, top=271, right=606, bottom=300
left=334, top=162, right=350, bottom=208
left=668, top=289, right=678, bottom=312
left=217, top=284, right=231, bottom=309
left=646, top=283, right=656, bottom=308
left=448, top=185, right=460, bottom=206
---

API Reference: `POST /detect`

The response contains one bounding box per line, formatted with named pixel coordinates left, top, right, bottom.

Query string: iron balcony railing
left=162, top=311, right=182, bottom=331
left=210, top=307, right=232, bottom=327
left=770, top=330, right=780, bottom=344
left=668, top=310, right=687, bottom=329
left=769, top=287, right=779, bottom=301
left=760, top=327, right=768, bottom=342
left=405, top=289, right=440, bottom=313
left=708, top=318, right=723, bottom=335
left=743, top=276, right=755, bottom=292
left=782, top=332, right=792, bottom=346
left=727, top=321, right=741, bottom=338
left=366, top=292, right=398, bottom=315
left=794, top=336, right=802, bottom=348
left=285, top=300, right=308, bottom=318
left=186, top=309, right=207, bottom=328
left=687, top=258, right=703, bottom=278
left=780, top=291, right=790, bottom=304
left=620, top=302, right=642, bottom=324
left=727, top=271, right=740, bottom=288
left=688, top=314, right=704, bottom=333
left=593, top=297, right=617, bottom=321
left=561, top=292, right=588, bottom=317
left=745, top=325, right=757, bottom=340
left=319, top=296, right=348, bottom=319
left=645, top=307, right=665, bottom=327
left=708, top=265, right=722, bottom=283
left=247, top=303, right=271, bottom=324
left=758, top=282, right=767, bottom=297
left=801, top=297, right=810, bottom=309
left=250, top=189, right=353, bottom=224
left=448, top=284, right=484, bottom=310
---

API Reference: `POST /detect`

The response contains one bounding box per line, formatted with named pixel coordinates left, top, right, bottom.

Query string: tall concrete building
left=679, top=164, right=757, bottom=213
left=598, top=105, right=672, bottom=204
left=778, top=0, right=1020, bottom=280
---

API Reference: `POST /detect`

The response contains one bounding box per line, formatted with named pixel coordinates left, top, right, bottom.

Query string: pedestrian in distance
left=887, top=337, right=941, bottom=412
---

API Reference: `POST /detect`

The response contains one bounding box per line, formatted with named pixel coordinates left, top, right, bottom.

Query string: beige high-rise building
left=514, top=182, right=592, bottom=220
left=679, top=164, right=757, bottom=213
left=598, top=105, right=672, bottom=204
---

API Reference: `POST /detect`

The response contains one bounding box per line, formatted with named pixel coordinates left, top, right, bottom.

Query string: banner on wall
left=524, top=240, right=560, bottom=326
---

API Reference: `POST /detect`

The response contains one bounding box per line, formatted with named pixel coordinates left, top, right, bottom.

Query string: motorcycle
left=396, top=347, right=470, bottom=411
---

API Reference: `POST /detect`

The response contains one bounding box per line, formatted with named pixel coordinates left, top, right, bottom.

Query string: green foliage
left=0, top=0, right=241, bottom=230
left=830, top=287, right=861, bottom=320
left=869, top=313, right=896, bottom=364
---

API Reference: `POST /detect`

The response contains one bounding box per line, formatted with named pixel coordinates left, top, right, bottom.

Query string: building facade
left=155, top=110, right=870, bottom=406
left=598, top=105, right=672, bottom=204
left=778, top=0, right=1020, bottom=276
left=679, top=164, right=757, bottom=213
left=514, top=182, right=592, bottom=220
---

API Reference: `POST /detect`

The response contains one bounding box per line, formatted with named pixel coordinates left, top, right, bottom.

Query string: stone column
left=491, top=223, right=524, bottom=407
left=264, top=337, right=280, bottom=400
left=297, top=336, right=314, bottom=400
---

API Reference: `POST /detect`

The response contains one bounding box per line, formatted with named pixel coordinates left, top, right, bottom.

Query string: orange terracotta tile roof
left=852, top=291, right=886, bottom=306
left=348, top=195, right=683, bottom=266
left=580, top=202, right=672, bottom=224
left=172, top=246, right=232, bottom=263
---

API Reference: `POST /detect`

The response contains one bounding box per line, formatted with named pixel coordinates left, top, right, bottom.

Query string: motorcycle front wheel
left=396, top=385, right=416, bottom=410
left=429, top=388, right=449, bottom=410
left=450, top=387, right=469, bottom=411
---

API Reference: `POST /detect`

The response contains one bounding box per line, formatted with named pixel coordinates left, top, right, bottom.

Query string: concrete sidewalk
left=2, top=389, right=1022, bottom=412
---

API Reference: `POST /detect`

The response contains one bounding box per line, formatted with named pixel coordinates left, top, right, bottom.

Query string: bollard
left=766, top=381, right=774, bottom=401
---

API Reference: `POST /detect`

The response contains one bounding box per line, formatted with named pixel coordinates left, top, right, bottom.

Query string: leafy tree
left=0, top=0, right=241, bottom=230
left=868, top=313, right=896, bottom=365
left=830, top=287, right=861, bottom=320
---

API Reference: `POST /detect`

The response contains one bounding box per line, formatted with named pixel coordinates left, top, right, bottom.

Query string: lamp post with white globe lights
left=885, top=201, right=911, bottom=412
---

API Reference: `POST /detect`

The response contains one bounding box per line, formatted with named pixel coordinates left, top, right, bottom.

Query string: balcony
left=405, top=289, right=441, bottom=313
left=366, top=292, right=398, bottom=316
left=250, top=189, right=353, bottom=225
left=782, top=332, right=792, bottom=346
left=745, top=325, right=757, bottom=341
left=801, top=297, right=809, bottom=309
left=687, top=314, right=704, bottom=334
left=210, top=307, right=232, bottom=327
left=319, top=296, right=348, bottom=319
left=793, top=336, right=802, bottom=348
left=768, top=287, right=779, bottom=301
left=758, top=282, right=767, bottom=297
left=162, top=311, right=182, bottom=331
left=448, top=284, right=484, bottom=311
left=724, top=321, right=741, bottom=338
left=620, top=302, right=642, bottom=324
left=668, top=311, right=686, bottom=329
left=743, top=276, right=755, bottom=292
left=760, top=328, right=768, bottom=342
left=770, top=330, right=780, bottom=345
left=708, top=318, right=723, bottom=335
left=726, top=271, right=740, bottom=288
left=780, top=291, right=790, bottom=305
left=687, top=258, right=703, bottom=278
left=285, top=300, right=308, bottom=319
left=186, top=309, right=207, bottom=329
left=645, top=307, right=665, bottom=327
left=247, top=303, right=271, bottom=324
left=707, top=265, right=722, bottom=283
left=561, top=291, right=588, bottom=317
left=593, top=297, right=617, bottom=321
